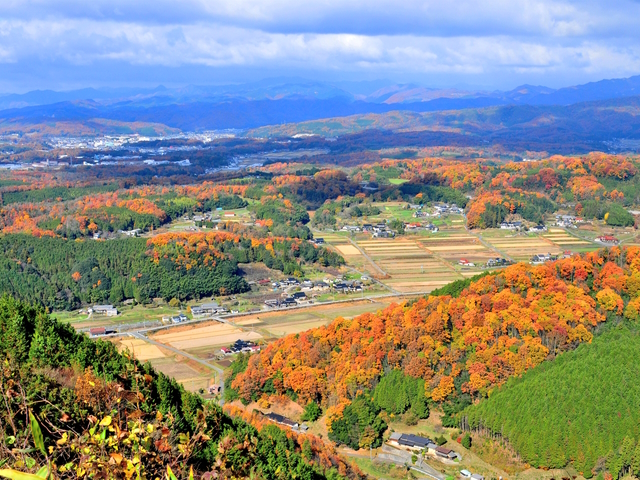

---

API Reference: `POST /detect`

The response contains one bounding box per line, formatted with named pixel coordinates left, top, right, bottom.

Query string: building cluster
left=486, top=257, right=511, bottom=267
left=220, top=339, right=260, bottom=356
left=342, top=223, right=397, bottom=238
left=555, top=215, right=583, bottom=228
left=388, top=433, right=462, bottom=461
left=433, top=203, right=464, bottom=215
left=405, top=222, right=439, bottom=232
left=168, top=313, right=188, bottom=324
left=499, top=221, right=523, bottom=230
left=530, top=250, right=574, bottom=264
left=596, top=235, right=620, bottom=245
left=191, top=302, right=228, bottom=317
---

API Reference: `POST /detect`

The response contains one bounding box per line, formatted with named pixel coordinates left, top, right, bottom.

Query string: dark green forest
left=0, top=233, right=343, bottom=310
left=464, top=325, right=640, bottom=477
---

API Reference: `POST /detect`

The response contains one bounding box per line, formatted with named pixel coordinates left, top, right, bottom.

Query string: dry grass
left=118, top=338, right=166, bottom=361
left=335, top=245, right=361, bottom=255
left=152, top=323, right=263, bottom=350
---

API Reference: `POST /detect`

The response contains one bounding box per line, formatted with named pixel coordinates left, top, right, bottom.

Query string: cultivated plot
left=420, top=234, right=495, bottom=267
left=118, top=337, right=166, bottom=361
left=151, top=322, right=263, bottom=350
left=358, top=239, right=462, bottom=293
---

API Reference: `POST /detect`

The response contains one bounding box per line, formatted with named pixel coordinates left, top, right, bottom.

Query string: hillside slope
left=0, top=296, right=360, bottom=479
left=465, top=325, right=640, bottom=477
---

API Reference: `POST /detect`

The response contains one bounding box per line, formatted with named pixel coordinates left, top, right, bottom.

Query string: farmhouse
left=224, top=212, right=236, bottom=217
left=487, top=257, right=509, bottom=267
left=389, top=433, right=436, bottom=451
left=596, top=235, right=620, bottom=245
left=290, top=291, right=308, bottom=301
left=264, top=412, right=309, bottom=432
left=529, top=224, right=547, bottom=233
left=170, top=314, right=188, bottom=324
left=118, top=228, right=141, bottom=237
left=362, top=224, right=374, bottom=232
left=459, top=258, right=475, bottom=267
left=500, top=221, right=522, bottom=230
left=89, top=327, right=116, bottom=336
left=413, top=211, right=429, bottom=218
left=92, top=304, right=118, bottom=316
left=530, top=253, right=555, bottom=264
left=191, top=302, right=221, bottom=316
left=435, top=446, right=460, bottom=460
left=264, top=298, right=281, bottom=307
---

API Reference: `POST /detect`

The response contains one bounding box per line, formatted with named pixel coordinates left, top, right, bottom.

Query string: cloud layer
left=1, top=0, right=639, bottom=91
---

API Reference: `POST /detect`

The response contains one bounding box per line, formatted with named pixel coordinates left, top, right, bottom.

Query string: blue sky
left=1, top=0, right=639, bottom=92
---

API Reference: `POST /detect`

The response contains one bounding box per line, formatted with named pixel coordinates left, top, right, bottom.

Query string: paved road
left=131, top=331, right=226, bottom=405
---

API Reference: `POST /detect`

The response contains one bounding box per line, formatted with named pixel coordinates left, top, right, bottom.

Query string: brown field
left=335, top=244, right=361, bottom=255
left=480, top=234, right=563, bottom=261
left=118, top=337, right=166, bottom=361
left=265, top=319, right=330, bottom=336
left=152, top=323, right=263, bottom=350
left=356, top=238, right=464, bottom=292
left=150, top=357, right=213, bottom=392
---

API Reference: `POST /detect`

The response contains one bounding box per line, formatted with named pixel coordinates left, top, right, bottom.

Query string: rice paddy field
left=114, top=336, right=215, bottom=392
left=479, top=228, right=599, bottom=261
left=358, top=238, right=463, bottom=293
left=145, top=298, right=400, bottom=363
left=151, top=322, right=263, bottom=350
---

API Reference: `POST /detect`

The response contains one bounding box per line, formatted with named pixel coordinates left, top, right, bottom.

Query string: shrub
left=301, top=401, right=322, bottom=422
left=462, top=434, right=472, bottom=449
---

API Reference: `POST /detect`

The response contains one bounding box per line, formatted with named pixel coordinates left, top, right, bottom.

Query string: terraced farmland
left=358, top=239, right=462, bottom=292
left=420, top=233, right=495, bottom=275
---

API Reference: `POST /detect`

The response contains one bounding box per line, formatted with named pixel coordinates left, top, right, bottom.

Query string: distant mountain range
left=1, top=75, right=640, bottom=131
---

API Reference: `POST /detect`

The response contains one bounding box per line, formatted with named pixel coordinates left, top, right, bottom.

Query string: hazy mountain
left=2, top=75, right=640, bottom=132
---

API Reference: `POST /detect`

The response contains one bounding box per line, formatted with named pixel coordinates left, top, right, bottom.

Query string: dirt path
left=131, top=332, right=226, bottom=405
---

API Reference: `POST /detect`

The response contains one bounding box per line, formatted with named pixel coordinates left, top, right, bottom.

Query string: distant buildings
left=596, top=235, right=620, bottom=245
left=91, top=304, right=118, bottom=316
left=499, top=221, right=522, bottom=230
left=530, top=253, right=556, bottom=264
left=220, top=339, right=260, bottom=355
left=170, top=314, right=188, bottom=324
left=191, top=302, right=226, bottom=316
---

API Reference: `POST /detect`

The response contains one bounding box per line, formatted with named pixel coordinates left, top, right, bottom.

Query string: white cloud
left=0, top=1, right=639, bottom=89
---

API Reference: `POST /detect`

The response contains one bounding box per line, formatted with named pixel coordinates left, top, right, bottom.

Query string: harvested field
left=355, top=238, right=464, bottom=292
left=266, top=319, right=330, bottom=336
left=152, top=322, right=263, bottom=350
left=335, top=245, right=361, bottom=255
left=118, top=338, right=166, bottom=361
left=426, top=245, right=486, bottom=251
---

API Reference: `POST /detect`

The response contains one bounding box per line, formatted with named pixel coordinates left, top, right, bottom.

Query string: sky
left=1, top=0, right=640, bottom=92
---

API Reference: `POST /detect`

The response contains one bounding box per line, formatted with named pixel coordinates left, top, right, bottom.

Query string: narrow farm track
left=347, top=237, right=392, bottom=281
left=131, top=331, right=226, bottom=405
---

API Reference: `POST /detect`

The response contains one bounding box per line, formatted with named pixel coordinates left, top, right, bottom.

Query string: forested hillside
left=0, top=296, right=362, bottom=479
left=464, top=325, right=640, bottom=477
left=231, top=246, right=640, bottom=460
left=0, top=232, right=342, bottom=310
